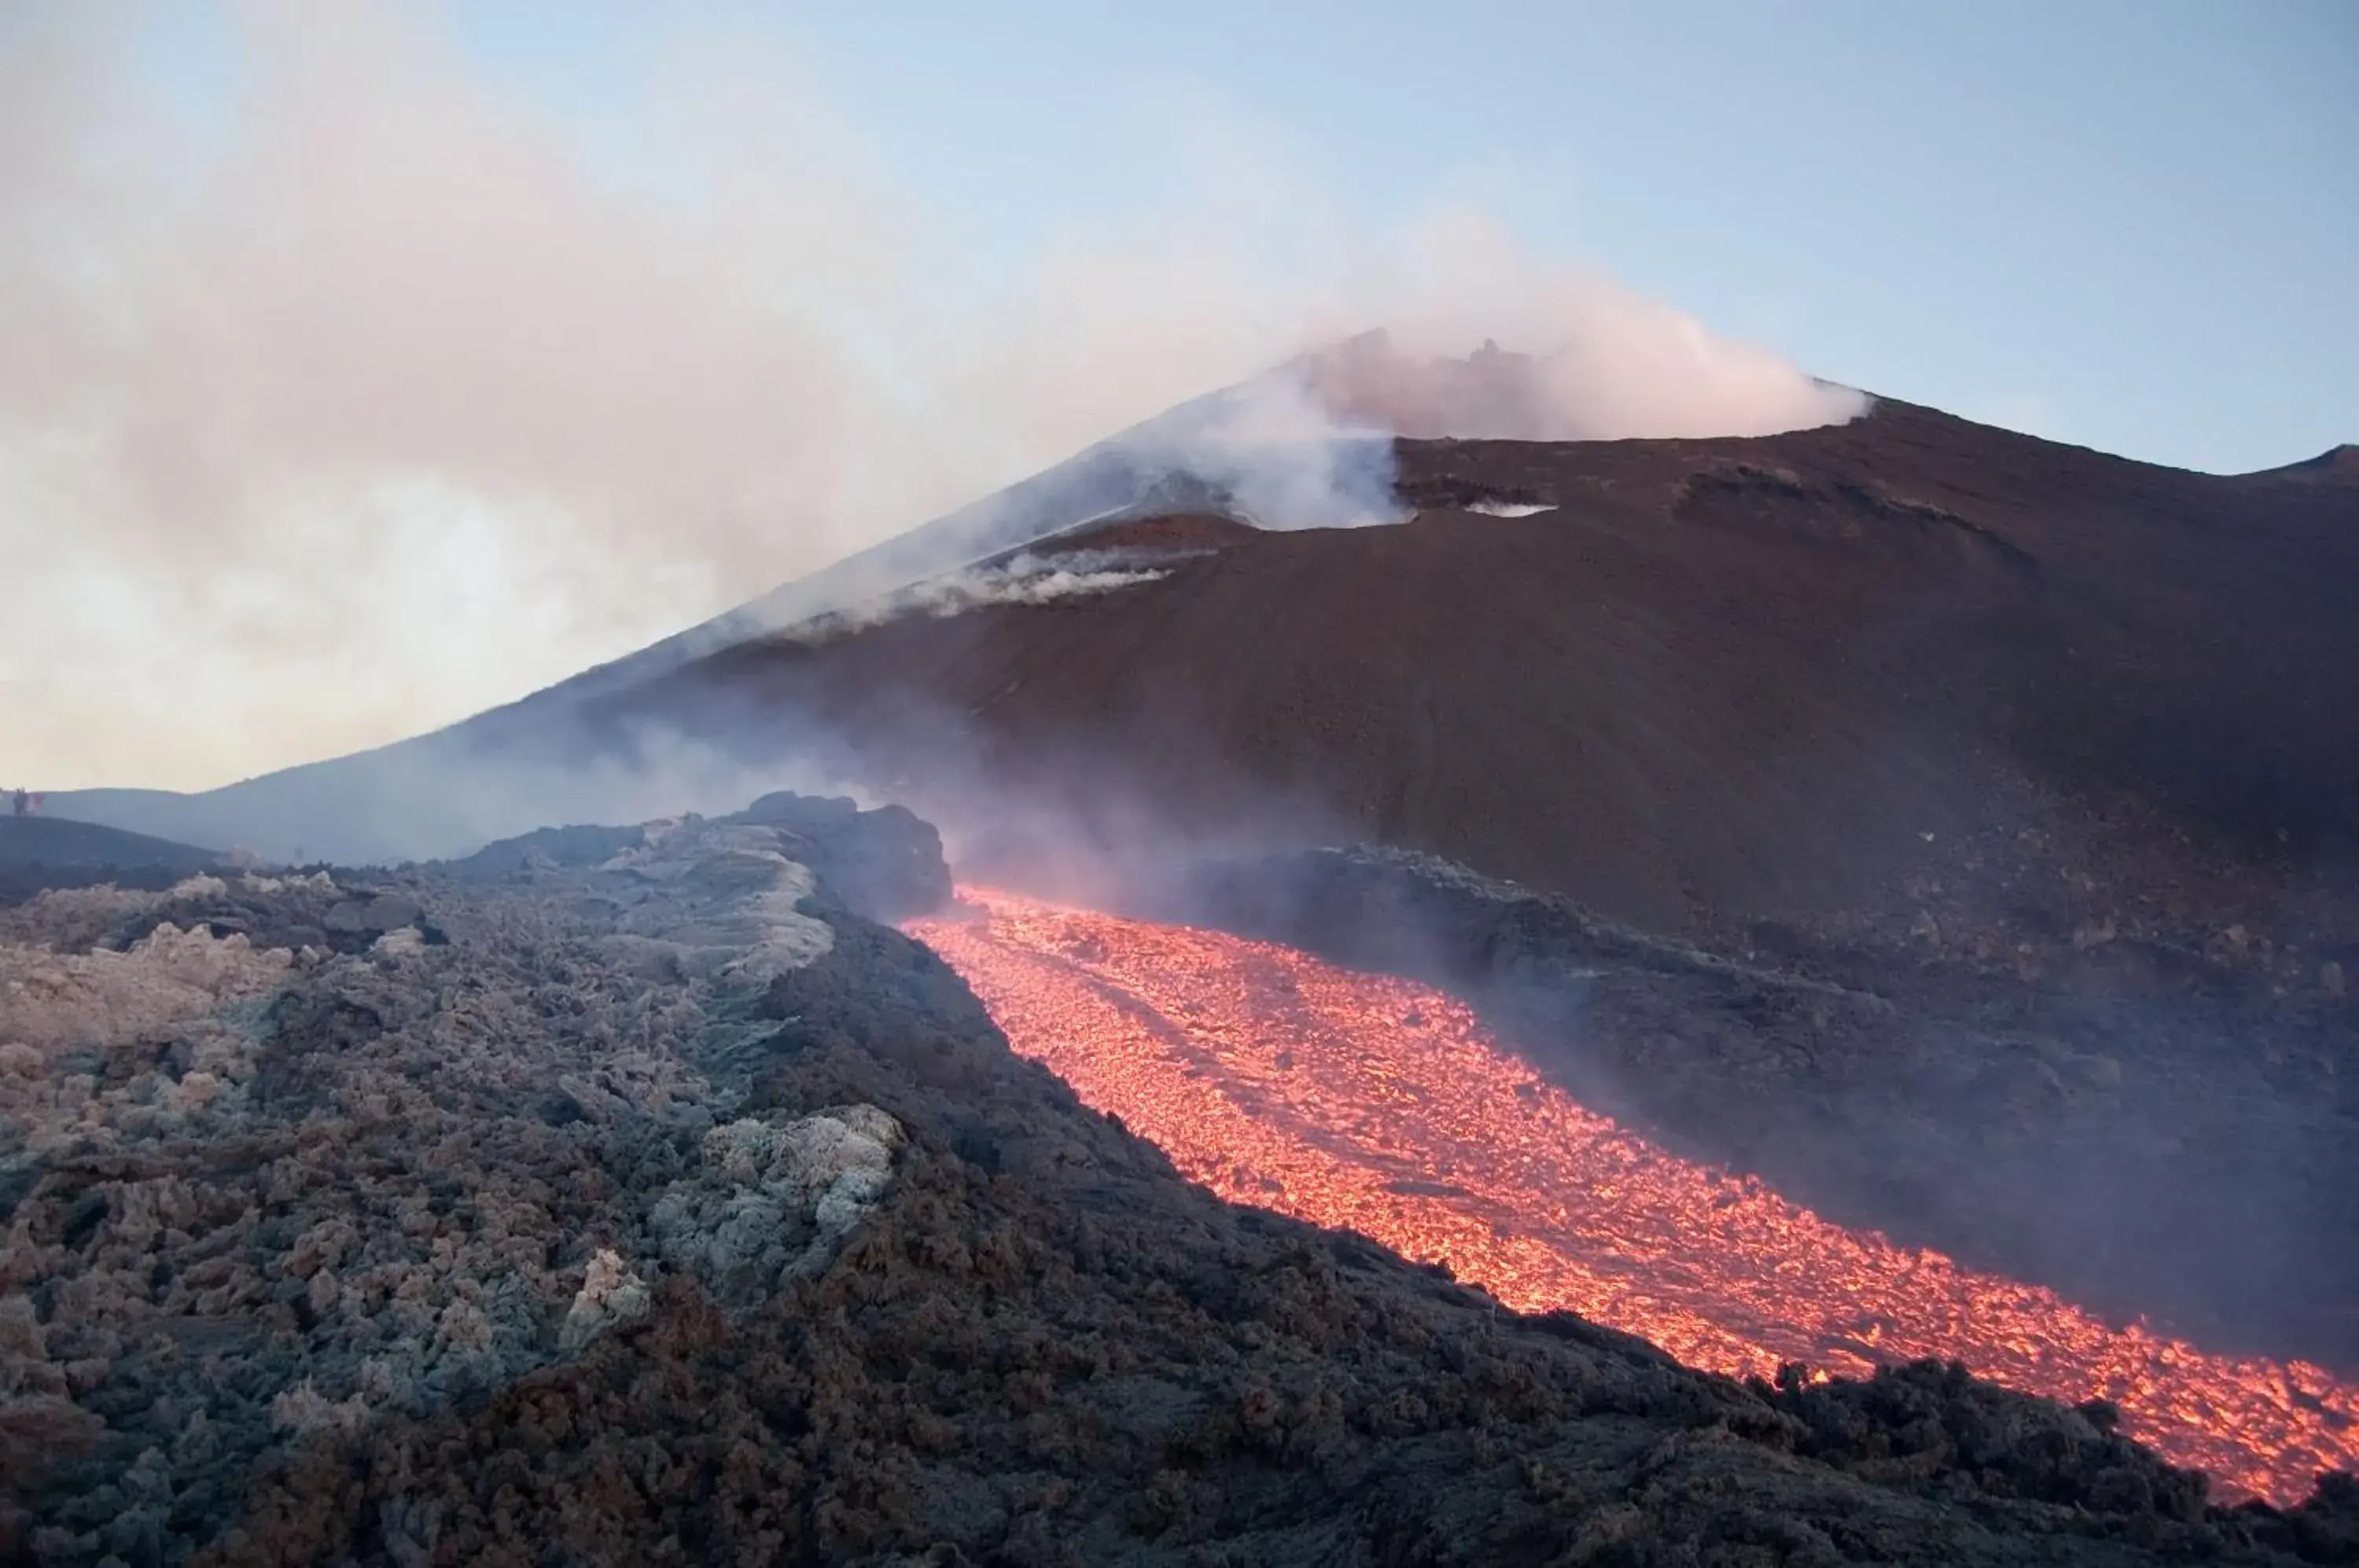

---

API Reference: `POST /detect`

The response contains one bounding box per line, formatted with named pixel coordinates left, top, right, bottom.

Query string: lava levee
left=907, top=884, right=2359, bottom=1506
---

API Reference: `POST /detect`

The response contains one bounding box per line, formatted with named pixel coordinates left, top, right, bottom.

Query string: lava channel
left=905, top=882, right=2359, bottom=1506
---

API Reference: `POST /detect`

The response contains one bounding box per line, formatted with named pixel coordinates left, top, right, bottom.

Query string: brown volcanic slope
left=612, top=399, right=2359, bottom=939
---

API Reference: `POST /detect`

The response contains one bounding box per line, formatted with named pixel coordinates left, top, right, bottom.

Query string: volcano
left=617, top=398, right=2359, bottom=944
left=60, top=347, right=2357, bottom=948
left=28, top=348, right=2359, bottom=1547
left=42, top=347, right=2359, bottom=1441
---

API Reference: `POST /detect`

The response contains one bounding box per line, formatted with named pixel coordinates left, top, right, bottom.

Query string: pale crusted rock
left=712, top=1106, right=903, bottom=1206
left=825, top=1101, right=907, bottom=1152
left=597, top=820, right=837, bottom=977
left=172, top=1070, right=223, bottom=1110
left=701, top=1117, right=786, bottom=1186
left=653, top=1106, right=903, bottom=1298
left=725, top=853, right=837, bottom=980
left=558, top=1250, right=651, bottom=1351
left=269, top=1380, right=373, bottom=1438
left=237, top=870, right=337, bottom=896
left=370, top=926, right=425, bottom=958
left=0, top=923, right=293, bottom=1051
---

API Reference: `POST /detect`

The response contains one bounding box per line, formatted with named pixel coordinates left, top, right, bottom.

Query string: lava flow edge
left=905, top=882, right=2359, bottom=1507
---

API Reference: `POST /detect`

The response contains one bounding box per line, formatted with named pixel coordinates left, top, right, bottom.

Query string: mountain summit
left=50, top=374, right=2359, bottom=943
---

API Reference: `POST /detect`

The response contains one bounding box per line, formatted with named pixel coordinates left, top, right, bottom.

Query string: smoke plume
left=0, top=2, right=1863, bottom=793
left=769, top=553, right=1182, bottom=649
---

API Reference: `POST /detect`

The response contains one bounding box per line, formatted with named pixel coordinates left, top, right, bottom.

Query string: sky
left=2, top=1, right=2353, bottom=793
left=455, top=0, right=2358, bottom=469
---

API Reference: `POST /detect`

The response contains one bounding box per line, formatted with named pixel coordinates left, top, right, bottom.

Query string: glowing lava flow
left=907, top=884, right=2359, bottom=1506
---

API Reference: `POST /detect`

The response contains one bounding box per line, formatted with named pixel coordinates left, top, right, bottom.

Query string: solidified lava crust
left=907, top=883, right=2359, bottom=1506
left=13, top=810, right=2359, bottom=1564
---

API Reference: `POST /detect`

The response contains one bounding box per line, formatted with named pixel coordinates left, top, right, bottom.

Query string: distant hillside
left=0, top=815, right=226, bottom=901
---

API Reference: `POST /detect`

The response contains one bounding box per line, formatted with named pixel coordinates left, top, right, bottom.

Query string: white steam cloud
left=0, top=2, right=1863, bottom=794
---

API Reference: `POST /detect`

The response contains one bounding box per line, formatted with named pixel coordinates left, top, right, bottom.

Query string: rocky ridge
left=1, top=800, right=925, bottom=1563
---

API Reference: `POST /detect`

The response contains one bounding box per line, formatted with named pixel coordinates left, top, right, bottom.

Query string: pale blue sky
left=116, top=1, right=2358, bottom=470
left=425, top=0, right=2359, bottom=473
left=6, top=1, right=2354, bottom=791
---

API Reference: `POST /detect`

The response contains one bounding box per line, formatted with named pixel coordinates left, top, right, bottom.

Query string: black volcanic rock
left=721, top=791, right=951, bottom=922
left=441, top=793, right=950, bottom=925
left=6, top=810, right=2353, bottom=1566
left=440, top=822, right=647, bottom=878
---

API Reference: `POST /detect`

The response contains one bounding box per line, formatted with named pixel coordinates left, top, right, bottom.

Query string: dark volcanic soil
left=1, top=819, right=229, bottom=904
left=613, top=399, right=2359, bottom=957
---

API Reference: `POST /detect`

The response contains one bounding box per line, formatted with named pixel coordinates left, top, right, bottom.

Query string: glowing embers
left=906, top=885, right=2359, bottom=1505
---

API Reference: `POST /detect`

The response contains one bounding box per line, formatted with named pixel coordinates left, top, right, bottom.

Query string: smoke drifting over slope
left=2, top=2, right=1858, bottom=793
left=767, top=552, right=1182, bottom=649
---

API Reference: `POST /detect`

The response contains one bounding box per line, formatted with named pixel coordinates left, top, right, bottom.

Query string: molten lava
left=907, top=884, right=2359, bottom=1506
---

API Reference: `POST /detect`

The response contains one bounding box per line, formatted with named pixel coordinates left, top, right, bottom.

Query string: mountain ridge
left=44, top=389, right=2359, bottom=950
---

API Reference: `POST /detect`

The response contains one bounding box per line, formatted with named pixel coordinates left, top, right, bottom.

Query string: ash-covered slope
left=614, top=396, right=2359, bottom=944
left=6, top=801, right=2356, bottom=1566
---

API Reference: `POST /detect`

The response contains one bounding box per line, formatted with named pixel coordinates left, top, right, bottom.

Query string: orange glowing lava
left=907, top=883, right=2359, bottom=1506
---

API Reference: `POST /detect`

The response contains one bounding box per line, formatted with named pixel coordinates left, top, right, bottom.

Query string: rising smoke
left=767, top=552, right=1182, bottom=649
left=0, top=2, right=1864, bottom=796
